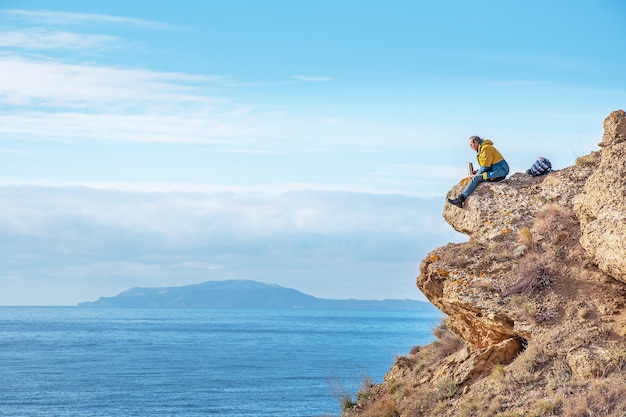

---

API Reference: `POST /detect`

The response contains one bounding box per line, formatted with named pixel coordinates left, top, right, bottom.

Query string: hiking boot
left=447, top=195, right=465, bottom=208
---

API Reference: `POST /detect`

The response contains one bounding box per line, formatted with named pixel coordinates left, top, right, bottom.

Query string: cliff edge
left=343, top=110, right=626, bottom=417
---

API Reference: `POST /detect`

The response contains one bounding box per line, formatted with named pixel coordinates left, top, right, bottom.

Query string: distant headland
left=78, top=279, right=439, bottom=311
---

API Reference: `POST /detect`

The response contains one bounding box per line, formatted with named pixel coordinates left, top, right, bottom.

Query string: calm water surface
left=0, top=307, right=442, bottom=417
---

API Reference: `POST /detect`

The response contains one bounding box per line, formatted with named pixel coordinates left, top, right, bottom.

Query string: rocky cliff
left=343, top=110, right=626, bottom=417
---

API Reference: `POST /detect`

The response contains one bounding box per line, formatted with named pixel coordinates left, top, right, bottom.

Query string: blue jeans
left=461, top=174, right=507, bottom=198
left=461, top=174, right=484, bottom=199
left=461, top=160, right=509, bottom=198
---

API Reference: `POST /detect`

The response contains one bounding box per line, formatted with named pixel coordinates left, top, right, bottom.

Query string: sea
left=0, top=307, right=443, bottom=417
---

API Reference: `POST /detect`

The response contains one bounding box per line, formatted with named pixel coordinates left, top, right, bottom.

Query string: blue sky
left=1, top=1, right=624, bottom=305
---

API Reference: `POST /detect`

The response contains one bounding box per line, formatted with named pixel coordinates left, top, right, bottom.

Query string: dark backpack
left=526, top=156, right=552, bottom=176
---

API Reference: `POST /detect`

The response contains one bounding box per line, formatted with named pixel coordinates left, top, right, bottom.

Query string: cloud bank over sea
left=0, top=185, right=460, bottom=305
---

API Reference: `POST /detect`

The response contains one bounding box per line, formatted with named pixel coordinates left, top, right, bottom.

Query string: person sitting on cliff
left=447, top=136, right=510, bottom=208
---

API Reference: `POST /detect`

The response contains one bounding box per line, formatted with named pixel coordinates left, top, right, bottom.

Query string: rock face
left=574, top=110, right=626, bottom=283
left=344, top=110, right=626, bottom=417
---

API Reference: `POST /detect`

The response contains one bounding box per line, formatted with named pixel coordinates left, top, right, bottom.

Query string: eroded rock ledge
left=417, top=109, right=626, bottom=385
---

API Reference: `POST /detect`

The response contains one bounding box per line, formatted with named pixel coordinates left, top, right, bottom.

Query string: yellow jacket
left=477, top=139, right=504, bottom=167
left=476, top=139, right=509, bottom=180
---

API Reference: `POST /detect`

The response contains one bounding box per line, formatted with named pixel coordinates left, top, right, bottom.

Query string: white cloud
left=0, top=9, right=179, bottom=30
left=0, top=55, right=219, bottom=109
left=0, top=111, right=252, bottom=144
left=0, top=54, right=455, bottom=150
left=0, top=186, right=446, bottom=238
left=0, top=28, right=117, bottom=50
left=0, top=54, right=269, bottom=144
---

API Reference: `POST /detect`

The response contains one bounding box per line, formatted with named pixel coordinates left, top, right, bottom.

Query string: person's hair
left=469, top=135, right=481, bottom=143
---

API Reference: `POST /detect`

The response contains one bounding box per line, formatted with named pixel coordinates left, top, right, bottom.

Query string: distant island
left=78, top=279, right=439, bottom=311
